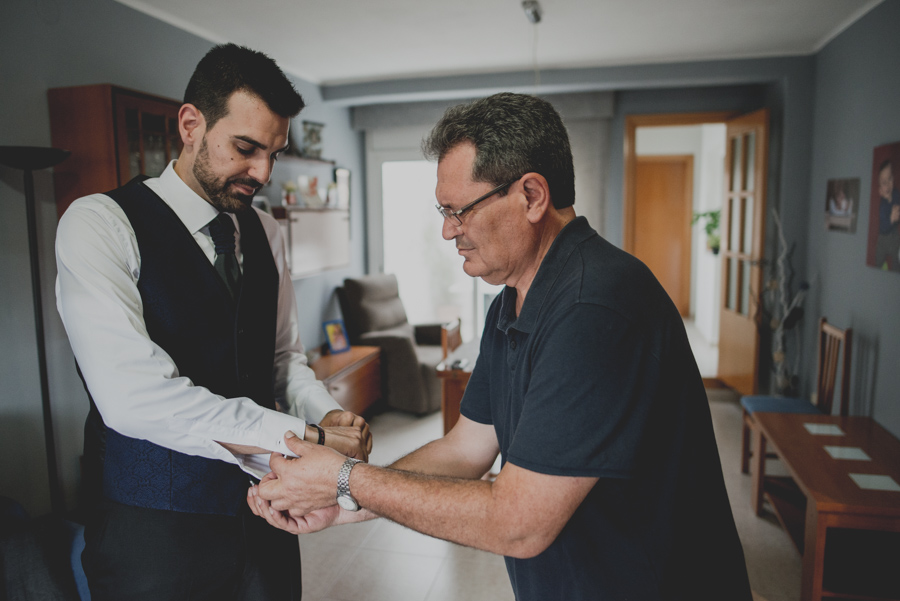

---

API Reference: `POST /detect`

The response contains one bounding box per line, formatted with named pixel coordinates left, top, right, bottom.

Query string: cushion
left=740, top=395, right=823, bottom=415
left=342, top=275, right=409, bottom=334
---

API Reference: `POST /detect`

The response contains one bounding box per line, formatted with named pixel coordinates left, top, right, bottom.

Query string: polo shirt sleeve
left=505, top=302, right=660, bottom=479
left=458, top=330, right=495, bottom=425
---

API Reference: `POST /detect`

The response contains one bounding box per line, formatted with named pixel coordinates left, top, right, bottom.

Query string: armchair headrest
left=338, top=274, right=409, bottom=342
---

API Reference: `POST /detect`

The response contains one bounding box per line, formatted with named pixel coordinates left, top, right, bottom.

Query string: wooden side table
left=436, top=340, right=479, bottom=434
left=311, top=346, right=381, bottom=416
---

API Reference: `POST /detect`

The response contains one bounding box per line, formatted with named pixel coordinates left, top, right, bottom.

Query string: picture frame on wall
left=824, top=178, right=859, bottom=233
left=322, top=319, right=350, bottom=354
left=865, top=141, right=900, bottom=273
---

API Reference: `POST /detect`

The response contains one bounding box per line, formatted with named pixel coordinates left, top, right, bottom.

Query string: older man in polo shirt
left=249, top=92, right=752, bottom=601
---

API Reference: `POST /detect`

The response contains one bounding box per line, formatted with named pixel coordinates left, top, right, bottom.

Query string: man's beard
left=193, top=137, right=261, bottom=213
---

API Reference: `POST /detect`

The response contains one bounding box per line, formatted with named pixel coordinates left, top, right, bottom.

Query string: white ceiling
left=116, top=0, right=883, bottom=87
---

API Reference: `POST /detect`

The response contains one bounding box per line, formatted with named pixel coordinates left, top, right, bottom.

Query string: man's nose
left=441, top=217, right=460, bottom=240
left=248, top=157, right=273, bottom=184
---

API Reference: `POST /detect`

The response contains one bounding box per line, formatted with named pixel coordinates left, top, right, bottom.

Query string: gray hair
left=422, top=93, right=575, bottom=209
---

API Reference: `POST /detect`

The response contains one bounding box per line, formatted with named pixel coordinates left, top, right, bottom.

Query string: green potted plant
left=692, top=210, right=721, bottom=254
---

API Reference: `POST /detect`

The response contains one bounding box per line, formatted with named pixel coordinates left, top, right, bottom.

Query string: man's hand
left=248, top=481, right=367, bottom=534
left=307, top=409, right=372, bottom=461
left=259, top=432, right=348, bottom=517
left=321, top=409, right=373, bottom=455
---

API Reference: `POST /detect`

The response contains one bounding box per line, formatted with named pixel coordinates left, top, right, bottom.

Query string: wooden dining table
left=752, top=412, right=900, bottom=601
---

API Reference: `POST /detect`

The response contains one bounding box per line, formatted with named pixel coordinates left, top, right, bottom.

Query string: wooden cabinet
left=311, top=346, right=381, bottom=416
left=48, top=84, right=182, bottom=217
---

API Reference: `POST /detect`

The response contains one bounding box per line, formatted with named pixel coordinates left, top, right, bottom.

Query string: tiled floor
left=706, top=387, right=801, bottom=601
left=299, top=393, right=801, bottom=601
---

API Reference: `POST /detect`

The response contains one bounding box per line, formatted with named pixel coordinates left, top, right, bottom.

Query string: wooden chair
left=740, top=317, right=852, bottom=515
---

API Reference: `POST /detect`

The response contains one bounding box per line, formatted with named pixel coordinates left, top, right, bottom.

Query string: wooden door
left=717, top=109, right=769, bottom=395
left=634, top=156, right=693, bottom=315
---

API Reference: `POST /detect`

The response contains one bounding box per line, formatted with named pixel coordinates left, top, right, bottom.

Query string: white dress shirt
left=55, top=162, right=340, bottom=475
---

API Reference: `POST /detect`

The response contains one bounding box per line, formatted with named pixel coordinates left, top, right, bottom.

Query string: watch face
left=337, top=495, right=359, bottom=512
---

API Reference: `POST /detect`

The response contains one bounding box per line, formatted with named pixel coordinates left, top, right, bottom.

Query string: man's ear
left=178, top=103, right=205, bottom=151
left=520, top=173, right=552, bottom=224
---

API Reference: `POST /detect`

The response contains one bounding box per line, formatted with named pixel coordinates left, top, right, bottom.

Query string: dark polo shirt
left=461, top=217, right=751, bottom=601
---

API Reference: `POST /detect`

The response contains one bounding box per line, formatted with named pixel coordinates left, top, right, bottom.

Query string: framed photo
left=824, top=178, right=859, bottom=233
left=865, top=141, right=900, bottom=273
left=323, top=319, right=350, bottom=354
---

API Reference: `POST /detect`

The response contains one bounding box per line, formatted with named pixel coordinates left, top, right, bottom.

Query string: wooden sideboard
left=311, top=346, right=381, bottom=416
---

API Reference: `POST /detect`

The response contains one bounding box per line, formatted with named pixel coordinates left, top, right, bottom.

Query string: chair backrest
left=338, top=274, right=410, bottom=343
left=816, top=317, right=853, bottom=416
left=441, top=317, right=462, bottom=359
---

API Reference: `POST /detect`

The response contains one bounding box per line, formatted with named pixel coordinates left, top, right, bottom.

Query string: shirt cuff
left=257, top=409, right=307, bottom=454
left=285, top=387, right=343, bottom=422
left=235, top=454, right=274, bottom=480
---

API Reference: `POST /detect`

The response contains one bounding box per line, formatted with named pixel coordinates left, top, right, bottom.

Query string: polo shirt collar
left=146, top=160, right=221, bottom=235
left=496, top=216, right=595, bottom=335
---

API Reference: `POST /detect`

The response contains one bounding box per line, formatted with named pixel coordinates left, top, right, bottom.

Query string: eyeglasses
left=435, top=179, right=517, bottom=226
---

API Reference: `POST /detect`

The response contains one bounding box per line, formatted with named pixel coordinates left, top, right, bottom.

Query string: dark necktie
left=208, top=213, right=242, bottom=300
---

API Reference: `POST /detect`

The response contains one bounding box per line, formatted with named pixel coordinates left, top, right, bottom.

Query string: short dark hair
left=879, top=158, right=894, bottom=175
left=422, top=93, right=575, bottom=209
left=184, top=43, right=305, bottom=130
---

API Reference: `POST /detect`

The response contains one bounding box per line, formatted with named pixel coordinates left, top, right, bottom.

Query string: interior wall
left=355, top=92, right=612, bottom=276
left=0, top=0, right=364, bottom=514
left=805, top=0, right=900, bottom=436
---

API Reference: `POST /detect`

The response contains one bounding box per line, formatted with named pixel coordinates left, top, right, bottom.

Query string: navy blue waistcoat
left=79, top=176, right=279, bottom=516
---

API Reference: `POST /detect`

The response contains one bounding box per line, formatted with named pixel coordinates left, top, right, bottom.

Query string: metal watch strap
left=337, top=457, right=361, bottom=502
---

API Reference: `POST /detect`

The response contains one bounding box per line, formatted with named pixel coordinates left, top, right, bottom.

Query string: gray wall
left=804, top=0, right=900, bottom=435
left=0, top=0, right=364, bottom=514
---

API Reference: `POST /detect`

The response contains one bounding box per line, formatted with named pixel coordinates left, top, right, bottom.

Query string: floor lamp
left=0, top=145, right=71, bottom=515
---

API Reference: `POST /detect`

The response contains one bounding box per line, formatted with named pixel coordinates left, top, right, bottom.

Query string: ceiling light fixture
left=522, top=0, right=542, bottom=88
left=522, top=0, right=542, bottom=24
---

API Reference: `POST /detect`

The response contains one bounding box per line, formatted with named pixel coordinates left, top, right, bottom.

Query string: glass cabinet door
left=115, top=91, right=182, bottom=183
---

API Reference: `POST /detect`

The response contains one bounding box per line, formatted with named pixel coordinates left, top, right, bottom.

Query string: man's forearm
left=348, top=462, right=551, bottom=558
left=388, top=417, right=499, bottom=479
left=388, top=438, right=490, bottom=479
left=351, top=463, right=516, bottom=552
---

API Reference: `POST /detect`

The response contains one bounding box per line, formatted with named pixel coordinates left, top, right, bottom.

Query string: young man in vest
left=249, top=93, right=753, bottom=600
left=55, top=43, right=371, bottom=600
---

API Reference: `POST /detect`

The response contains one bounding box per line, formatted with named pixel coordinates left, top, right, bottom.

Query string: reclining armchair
left=337, top=274, right=459, bottom=414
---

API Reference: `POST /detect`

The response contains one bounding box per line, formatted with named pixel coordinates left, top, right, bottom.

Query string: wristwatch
left=336, top=457, right=362, bottom=511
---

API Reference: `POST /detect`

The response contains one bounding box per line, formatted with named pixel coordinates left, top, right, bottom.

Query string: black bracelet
left=310, top=423, right=325, bottom=445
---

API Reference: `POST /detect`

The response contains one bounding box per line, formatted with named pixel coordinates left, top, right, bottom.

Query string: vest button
left=510, top=340, right=517, bottom=350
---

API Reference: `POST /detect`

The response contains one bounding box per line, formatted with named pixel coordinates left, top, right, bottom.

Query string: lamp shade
left=0, top=146, right=70, bottom=170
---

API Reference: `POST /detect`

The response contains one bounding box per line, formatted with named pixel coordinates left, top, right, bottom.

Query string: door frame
left=623, top=112, right=737, bottom=253
left=624, top=112, right=737, bottom=386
